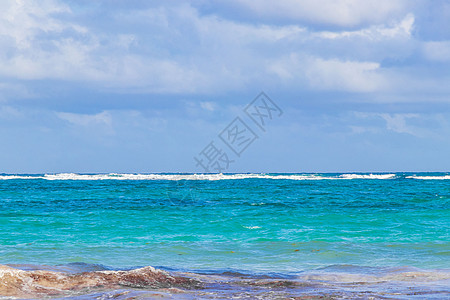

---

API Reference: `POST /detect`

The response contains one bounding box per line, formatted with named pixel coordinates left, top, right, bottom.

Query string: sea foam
left=0, top=173, right=403, bottom=181
left=406, top=175, right=450, bottom=180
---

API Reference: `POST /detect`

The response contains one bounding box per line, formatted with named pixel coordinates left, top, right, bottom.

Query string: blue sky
left=1, top=0, right=449, bottom=173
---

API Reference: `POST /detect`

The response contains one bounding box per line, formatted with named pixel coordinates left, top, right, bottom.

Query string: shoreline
left=1, top=263, right=449, bottom=299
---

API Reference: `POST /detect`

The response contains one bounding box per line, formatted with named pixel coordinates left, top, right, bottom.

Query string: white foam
left=300, top=270, right=450, bottom=283
left=406, top=175, right=450, bottom=180
left=0, top=173, right=402, bottom=181
left=243, top=226, right=261, bottom=229
left=339, top=173, right=396, bottom=179
left=0, top=175, right=39, bottom=180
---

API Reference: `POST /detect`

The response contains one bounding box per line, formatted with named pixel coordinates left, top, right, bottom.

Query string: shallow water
left=0, top=173, right=449, bottom=298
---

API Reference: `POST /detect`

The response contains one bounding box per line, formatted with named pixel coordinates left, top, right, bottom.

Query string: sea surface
left=0, top=173, right=449, bottom=299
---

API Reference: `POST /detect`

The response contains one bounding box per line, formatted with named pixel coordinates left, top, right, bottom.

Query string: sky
left=0, top=0, right=449, bottom=173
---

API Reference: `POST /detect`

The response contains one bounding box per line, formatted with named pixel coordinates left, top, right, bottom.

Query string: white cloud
left=354, top=112, right=446, bottom=138
left=0, top=0, right=71, bottom=49
left=0, top=38, right=106, bottom=81
left=317, top=14, right=414, bottom=40
left=0, top=1, right=305, bottom=93
left=306, top=58, right=384, bottom=92
left=200, top=101, right=216, bottom=111
left=268, top=53, right=387, bottom=92
left=0, top=0, right=100, bottom=81
left=221, top=0, right=409, bottom=27
left=56, top=111, right=112, bottom=127
left=0, top=0, right=446, bottom=101
left=379, top=113, right=419, bottom=135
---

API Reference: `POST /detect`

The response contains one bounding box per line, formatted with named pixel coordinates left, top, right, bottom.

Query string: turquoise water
left=1, top=173, right=449, bottom=298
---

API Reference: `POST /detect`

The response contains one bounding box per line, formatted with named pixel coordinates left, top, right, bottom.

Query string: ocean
left=0, top=173, right=449, bottom=299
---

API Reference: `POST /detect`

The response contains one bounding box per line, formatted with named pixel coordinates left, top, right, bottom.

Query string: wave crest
left=406, top=175, right=450, bottom=180
left=0, top=173, right=401, bottom=181
left=0, top=265, right=200, bottom=298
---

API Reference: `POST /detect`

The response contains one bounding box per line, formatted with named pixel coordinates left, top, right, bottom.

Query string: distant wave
left=406, top=175, right=450, bottom=180
left=0, top=173, right=402, bottom=181
left=0, top=175, right=37, bottom=180
left=339, top=173, right=396, bottom=180
left=2, top=173, right=450, bottom=181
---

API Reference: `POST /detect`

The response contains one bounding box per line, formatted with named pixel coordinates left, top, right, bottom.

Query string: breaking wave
left=406, top=175, right=450, bottom=180
left=0, top=173, right=400, bottom=181
left=1, top=264, right=449, bottom=299
left=2, top=172, right=450, bottom=181
left=0, top=265, right=200, bottom=299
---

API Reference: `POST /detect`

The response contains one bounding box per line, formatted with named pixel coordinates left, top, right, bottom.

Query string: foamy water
left=1, top=264, right=449, bottom=299
left=2, top=172, right=444, bottom=181
left=406, top=175, right=450, bottom=180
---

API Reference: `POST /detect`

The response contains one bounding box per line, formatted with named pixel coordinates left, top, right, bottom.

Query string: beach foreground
left=1, top=264, right=449, bottom=299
